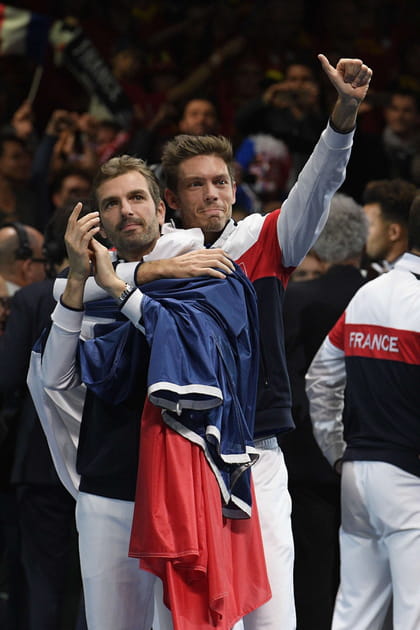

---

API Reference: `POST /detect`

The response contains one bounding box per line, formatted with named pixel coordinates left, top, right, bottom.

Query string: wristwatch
left=118, top=283, right=135, bottom=304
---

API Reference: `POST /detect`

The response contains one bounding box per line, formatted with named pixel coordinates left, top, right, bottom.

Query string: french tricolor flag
left=0, top=4, right=52, bottom=61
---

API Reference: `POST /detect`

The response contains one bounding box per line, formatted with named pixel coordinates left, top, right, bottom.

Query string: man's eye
left=103, top=199, right=117, bottom=210
left=217, top=178, right=228, bottom=185
left=188, top=181, right=202, bottom=188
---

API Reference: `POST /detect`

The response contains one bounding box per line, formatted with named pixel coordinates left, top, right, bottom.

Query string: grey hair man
left=312, top=193, right=368, bottom=267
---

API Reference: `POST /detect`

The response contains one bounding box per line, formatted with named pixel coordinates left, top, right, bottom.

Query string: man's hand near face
left=61, top=203, right=101, bottom=309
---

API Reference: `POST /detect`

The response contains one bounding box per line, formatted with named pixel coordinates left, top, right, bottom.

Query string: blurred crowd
left=0, top=0, right=419, bottom=234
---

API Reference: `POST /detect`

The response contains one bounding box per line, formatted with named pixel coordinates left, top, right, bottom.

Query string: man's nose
left=121, top=198, right=134, bottom=215
left=204, top=183, right=218, bottom=200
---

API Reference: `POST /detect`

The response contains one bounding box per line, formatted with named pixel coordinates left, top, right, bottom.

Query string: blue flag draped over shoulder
left=79, top=267, right=261, bottom=518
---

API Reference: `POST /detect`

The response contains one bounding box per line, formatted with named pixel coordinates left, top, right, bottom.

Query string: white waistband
left=253, top=436, right=278, bottom=450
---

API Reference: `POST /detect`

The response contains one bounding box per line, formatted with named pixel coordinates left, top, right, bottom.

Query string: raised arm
left=278, top=55, right=372, bottom=268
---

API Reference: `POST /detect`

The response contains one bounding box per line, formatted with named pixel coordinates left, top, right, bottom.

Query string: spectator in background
left=381, top=90, right=420, bottom=183
left=49, top=113, right=98, bottom=175
left=1, top=106, right=94, bottom=232
left=0, top=205, right=88, bottom=630
left=49, top=167, right=92, bottom=215
left=0, top=135, right=33, bottom=226
left=283, top=193, right=368, bottom=630
left=343, top=90, right=420, bottom=201
left=394, top=41, right=420, bottom=95
left=289, top=248, right=324, bottom=282
left=235, top=60, right=326, bottom=192
left=93, top=120, right=130, bottom=164
left=178, top=98, right=220, bottom=136
left=234, top=133, right=291, bottom=212
left=0, top=222, right=45, bottom=630
left=0, top=223, right=45, bottom=295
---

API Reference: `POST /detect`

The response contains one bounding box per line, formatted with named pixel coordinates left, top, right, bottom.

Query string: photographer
left=48, top=111, right=98, bottom=174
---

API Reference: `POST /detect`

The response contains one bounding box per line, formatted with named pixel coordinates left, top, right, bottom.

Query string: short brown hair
left=161, top=134, right=235, bottom=191
left=92, top=155, right=161, bottom=209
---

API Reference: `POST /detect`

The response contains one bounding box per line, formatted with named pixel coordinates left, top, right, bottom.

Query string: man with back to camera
left=113, top=54, right=372, bottom=629
left=305, top=193, right=420, bottom=630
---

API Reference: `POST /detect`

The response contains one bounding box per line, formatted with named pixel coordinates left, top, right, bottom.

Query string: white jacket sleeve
left=41, top=302, right=84, bottom=390
left=305, top=335, right=347, bottom=467
left=278, top=123, right=354, bottom=267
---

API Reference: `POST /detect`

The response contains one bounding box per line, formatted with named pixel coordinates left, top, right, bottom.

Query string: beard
left=112, top=219, right=161, bottom=261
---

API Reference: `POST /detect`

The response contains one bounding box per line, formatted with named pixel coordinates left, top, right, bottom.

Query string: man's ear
left=20, top=258, right=34, bottom=285
left=164, top=188, right=179, bottom=211
left=157, top=200, right=166, bottom=226
left=388, top=222, right=403, bottom=243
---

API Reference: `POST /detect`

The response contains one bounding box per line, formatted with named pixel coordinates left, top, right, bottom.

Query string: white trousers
left=332, top=461, right=420, bottom=630
left=76, top=492, right=172, bottom=630
left=233, top=440, right=296, bottom=630
left=76, top=444, right=296, bottom=630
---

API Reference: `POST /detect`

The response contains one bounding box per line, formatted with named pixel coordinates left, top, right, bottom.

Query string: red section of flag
left=129, top=400, right=271, bottom=630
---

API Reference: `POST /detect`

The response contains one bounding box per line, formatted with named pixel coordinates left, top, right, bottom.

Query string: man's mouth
left=119, top=221, right=143, bottom=232
left=201, top=207, right=223, bottom=214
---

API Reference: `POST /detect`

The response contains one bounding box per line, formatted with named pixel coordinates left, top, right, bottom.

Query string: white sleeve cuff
left=51, top=301, right=84, bottom=333
left=323, top=122, right=355, bottom=150
left=120, top=289, right=145, bottom=329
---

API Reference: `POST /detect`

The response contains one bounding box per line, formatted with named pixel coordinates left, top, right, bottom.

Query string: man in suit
left=282, top=193, right=368, bottom=630
left=0, top=208, right=87, bottom=630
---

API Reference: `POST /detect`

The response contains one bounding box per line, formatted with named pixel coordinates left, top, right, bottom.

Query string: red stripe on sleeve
left=235, top=209, right=290, bottom=285
left=328, top=312, right=346, bottom=350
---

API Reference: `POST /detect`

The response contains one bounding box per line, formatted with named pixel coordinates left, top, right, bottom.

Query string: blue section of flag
left=26, top=11, right=52, bottom=62
left=0, top=5, right=52, bottom=62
